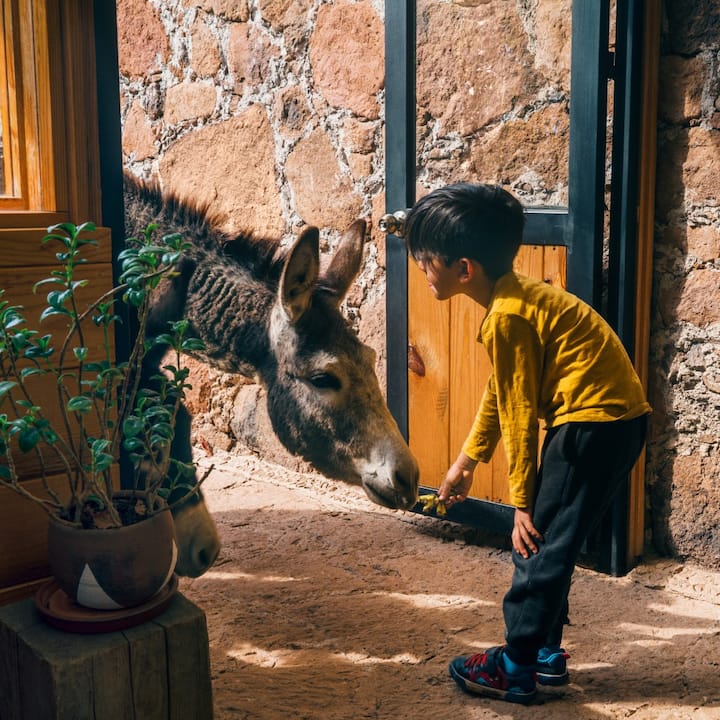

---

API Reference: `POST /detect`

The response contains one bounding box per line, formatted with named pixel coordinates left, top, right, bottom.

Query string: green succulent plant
left=0, top=221, right=204, bottom=528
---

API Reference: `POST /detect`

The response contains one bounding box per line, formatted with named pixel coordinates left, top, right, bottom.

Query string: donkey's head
left=265, top=220, right=419, bottom=510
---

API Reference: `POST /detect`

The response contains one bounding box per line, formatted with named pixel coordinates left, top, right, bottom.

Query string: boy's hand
left=438, top=453, right=477, bottom=508
left=512, top=508, right=544, bottom=558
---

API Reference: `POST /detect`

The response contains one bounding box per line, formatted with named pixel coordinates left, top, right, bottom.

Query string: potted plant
left=0, top=221, right=203, bottom=612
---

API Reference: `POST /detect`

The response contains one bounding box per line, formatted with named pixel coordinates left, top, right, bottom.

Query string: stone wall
left=415, top=0, right=570, bottom=206
left=117, top=0, right=720, bottom=568
left=118, top=0, right=388, bottom=469
left=647, top=0, right=720, bottom=567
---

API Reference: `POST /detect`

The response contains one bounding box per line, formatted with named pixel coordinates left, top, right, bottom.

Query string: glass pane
left=416, top=0, right=571, bottom=209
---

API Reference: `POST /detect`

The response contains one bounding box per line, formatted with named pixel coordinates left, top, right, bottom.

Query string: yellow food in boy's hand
left=418, top=493, right=447, bottom=517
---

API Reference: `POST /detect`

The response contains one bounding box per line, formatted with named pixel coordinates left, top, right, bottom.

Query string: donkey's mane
left=123, top=173, right=288, bottom=283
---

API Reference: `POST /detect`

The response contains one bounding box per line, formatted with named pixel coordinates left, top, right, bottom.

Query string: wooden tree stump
left=0, top=593, right=213, bottom=720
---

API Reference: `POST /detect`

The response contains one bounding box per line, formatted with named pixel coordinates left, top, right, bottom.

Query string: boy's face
left=415, top=255, right=464, bottom=301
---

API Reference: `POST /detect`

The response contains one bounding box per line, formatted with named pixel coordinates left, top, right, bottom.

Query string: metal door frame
left=385, top=1, right=654, bottom=574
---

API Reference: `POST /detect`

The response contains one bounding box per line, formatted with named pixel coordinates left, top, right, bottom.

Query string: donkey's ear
left=319, top=219, right=366, bottom=305
left=280, top=226, right=320, bottom=323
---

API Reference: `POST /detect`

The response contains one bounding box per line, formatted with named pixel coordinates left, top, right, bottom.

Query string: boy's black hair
left=405, top=183, right=525, bottom=280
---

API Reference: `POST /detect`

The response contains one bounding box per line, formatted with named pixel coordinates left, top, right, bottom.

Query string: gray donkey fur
left=123, top=175, right=419, bottom=514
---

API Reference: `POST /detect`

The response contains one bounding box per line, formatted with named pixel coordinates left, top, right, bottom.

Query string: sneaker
left=535, top=646, right=570, bottom=686
left=448, top=646, right=537, bottom=704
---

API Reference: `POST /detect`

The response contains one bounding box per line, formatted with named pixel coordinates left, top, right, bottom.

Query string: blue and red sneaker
left=448, top=646, right=537, bottom=704
left=535, top=646, right=570, bottom=686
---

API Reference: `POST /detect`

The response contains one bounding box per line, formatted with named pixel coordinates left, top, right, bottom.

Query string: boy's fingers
left=520, top=518, right=543, bottom=543
left=513, top=524, right=540, bottom=557
left=521, top=529, right=537, bottom=553
left=525, top=525, right=542, bottom=542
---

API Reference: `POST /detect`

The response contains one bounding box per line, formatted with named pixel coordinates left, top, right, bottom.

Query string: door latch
left=379, top=210, right=409, bottom=238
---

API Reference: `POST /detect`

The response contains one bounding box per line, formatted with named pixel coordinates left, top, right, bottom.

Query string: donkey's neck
left=124, top=175, right=284, bottom=380
left=184, top=251, right=276, bottom=378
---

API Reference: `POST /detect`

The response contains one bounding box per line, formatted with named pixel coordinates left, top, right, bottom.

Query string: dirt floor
left=179, top=450, right=720, bottom=720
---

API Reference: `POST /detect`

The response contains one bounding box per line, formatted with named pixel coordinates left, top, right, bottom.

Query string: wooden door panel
left=543, top=245, right=567, bottom=288
left=3, top=371, right=107, bottom=479
left=0, top=226, right=114, bottom=370
left=447, top=294, right=484, bottom=458
left=407, top=261, right=450, bottom=488
left=0, top=227, right=110, bottom=264
left=408, top=245, right=567, bottom=505
left=0, top=264, right=114, bottom=363
left=0, top=227, right=115, bottom=478
left=0, top=474, right=70, bottom=589
left=448, top=293, right=499, bottom=500
left=516, top=244, right=544, bottom=281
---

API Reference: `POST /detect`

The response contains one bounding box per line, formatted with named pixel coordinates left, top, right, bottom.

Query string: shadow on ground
left=180, top=453, right=720, bottom=720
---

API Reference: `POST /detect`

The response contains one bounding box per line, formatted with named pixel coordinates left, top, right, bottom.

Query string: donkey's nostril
left=395, top=467, right=420, bottom=507
left=197, top=543, right=220, bottom=571
left=396, top=469, right=414, bottom=490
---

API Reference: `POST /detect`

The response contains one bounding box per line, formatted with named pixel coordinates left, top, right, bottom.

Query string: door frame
left=385, top=1, right=659, bottom=574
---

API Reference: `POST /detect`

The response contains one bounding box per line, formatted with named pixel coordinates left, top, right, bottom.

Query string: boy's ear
left=458, top=258, right=473, bottom=281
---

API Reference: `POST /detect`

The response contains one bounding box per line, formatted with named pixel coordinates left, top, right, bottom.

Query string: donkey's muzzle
left=361, top=451, right=419, bottom=510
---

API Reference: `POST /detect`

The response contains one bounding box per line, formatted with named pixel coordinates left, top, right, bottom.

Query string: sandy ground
left=179, top=450, right=720, bottom=720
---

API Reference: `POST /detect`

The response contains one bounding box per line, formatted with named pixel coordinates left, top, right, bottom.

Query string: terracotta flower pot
left=47, top=491, right=178, bottom=610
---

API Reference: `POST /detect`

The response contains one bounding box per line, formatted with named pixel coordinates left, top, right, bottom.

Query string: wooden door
left=0, top=0, right=113, bottom=604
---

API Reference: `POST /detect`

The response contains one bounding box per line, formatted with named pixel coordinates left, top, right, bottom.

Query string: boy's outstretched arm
left=438, top=452, right=478, bottom=508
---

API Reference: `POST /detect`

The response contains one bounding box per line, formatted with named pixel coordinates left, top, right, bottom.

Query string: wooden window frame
left=0, top=0, right=101, bottom=228
left=0, top=0, right=60, bottom=215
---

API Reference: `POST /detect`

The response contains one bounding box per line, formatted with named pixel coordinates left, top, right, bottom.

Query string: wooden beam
left=628, top=0, right=661, bottom=564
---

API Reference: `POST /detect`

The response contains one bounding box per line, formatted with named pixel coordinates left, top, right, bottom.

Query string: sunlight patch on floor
left=618, top=621, right=719, bottom=640
left=377, top=591, right=495, bottom=609
left=458, top=639, right=513, bottom=653
left=581, top=704, right=639, bottom=718
left=646, top=599, right=720, bottom=621
left=227, top=644, right=287, bottom=668
left=571, top=661, right=615, bottom=672
left=226, top=644, right=423, bottom=668
left=582, top=702, right=718, bottom=720
left=201, top=570, right=307, bottom=583
left=333, top=651, right=423, bottom=665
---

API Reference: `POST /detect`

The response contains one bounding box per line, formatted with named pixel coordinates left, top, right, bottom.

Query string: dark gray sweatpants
left=503, top=414, right=648, bottom=666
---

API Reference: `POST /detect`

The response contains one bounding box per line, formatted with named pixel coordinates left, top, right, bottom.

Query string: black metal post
left=567, top=1, right=611, bottom=308
left=93, top=1, right=134, bottom=487
left=601, top=0, right=646, bottom=577
left=93, top=1, right=125, bottom=277
left=384, top=1, right=416, bottom=440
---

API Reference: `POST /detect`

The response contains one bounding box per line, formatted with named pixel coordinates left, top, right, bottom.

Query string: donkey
left=123, top=176, right=420, bottom=574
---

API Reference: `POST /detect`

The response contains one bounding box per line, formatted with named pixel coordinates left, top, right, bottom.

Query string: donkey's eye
left=308, top=372, right=342, bottom=391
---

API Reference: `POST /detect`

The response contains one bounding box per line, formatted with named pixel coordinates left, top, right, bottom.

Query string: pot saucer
left=34, top=574, right=178, bottom=634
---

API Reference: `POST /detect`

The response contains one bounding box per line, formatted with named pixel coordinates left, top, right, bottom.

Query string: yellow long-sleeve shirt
left=461, top=272, right=651, bottom=509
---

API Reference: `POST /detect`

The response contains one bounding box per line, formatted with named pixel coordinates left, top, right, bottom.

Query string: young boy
left=405, top=183, right=651, bottom=705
